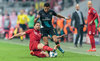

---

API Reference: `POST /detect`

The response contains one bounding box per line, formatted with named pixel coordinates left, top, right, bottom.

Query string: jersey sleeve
left=38, top=10, right=41, bottom=15
left=25, top=29, right=32, bottom=34
left=91, top=9, right=98, bottom=21
left=52, top=10, right=57, bottom=16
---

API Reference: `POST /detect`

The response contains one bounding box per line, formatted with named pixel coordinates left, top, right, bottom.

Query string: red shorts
left=29, top=41, right=46, bottom=58
left=33, top=50, right=46, bottom=58
left=88, top=24, right=96, bottom=35
left=29, top=41, right=39, bottom=51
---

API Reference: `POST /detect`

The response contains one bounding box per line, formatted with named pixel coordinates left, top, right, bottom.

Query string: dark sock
left=55, top=41, right=60, bottom=47
left=55, top=41, right=64, bottom=53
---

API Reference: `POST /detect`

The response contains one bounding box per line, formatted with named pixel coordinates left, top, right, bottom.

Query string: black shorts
left=4, top=28, right=9, bottom=30
left=41, top=28, right=56, bottom=37
left=19, top=24, right=27, bottom=30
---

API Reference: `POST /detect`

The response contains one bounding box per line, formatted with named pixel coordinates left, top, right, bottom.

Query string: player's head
left=88, top=1, right=92, bottom=9
left=29, top=10, right=33, bottom=15
left=44, top=3, right=50, bottom=12
left=20, top=9, right=24, bottom=14
left=75, top=4, right=80, bottom=11
left=34, top=22, right=40, bottom=30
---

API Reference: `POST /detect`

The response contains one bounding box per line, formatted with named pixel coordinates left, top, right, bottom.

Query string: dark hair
left=34, top=22, right=40, bottom=26
left=44, top=3, right=50, bottom=7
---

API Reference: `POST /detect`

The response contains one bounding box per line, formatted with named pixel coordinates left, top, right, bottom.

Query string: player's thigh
left=88, top=25, right=92, bottom=35
left=48, top=28, right=56, bottom=36
left=19, top=24, right=23, bottom=32
left=92, top=25, right=96, bottom=35
left=37, top=43, right=44, bottom=49
left=52, top=35, right=58, bottom=42
left=42, top=28, right=48, bottom=37
left=22, top=24, right=27, bottom=31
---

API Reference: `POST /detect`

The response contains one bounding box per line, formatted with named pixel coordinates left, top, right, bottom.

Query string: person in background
left=54, top=2, right=61, bottom=13
left=9, top=10, right=17, bottom=38
left=3, top=14, right=11, bottom=39
left=17, top=9, right=29, bottom=41
left=0, top=14, right=4, bottom=38
left=71, top=4, right=85, bottom=47
left=87, top=1, right=98, bottom=52
left=10, top=10, right=17, bottom=29
left=28, top=10, right=35, bottom=29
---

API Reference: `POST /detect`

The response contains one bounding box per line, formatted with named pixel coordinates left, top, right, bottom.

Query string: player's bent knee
left=37, top=43, right=44, bottom=49
left=52, top=36, right=58, bottom=42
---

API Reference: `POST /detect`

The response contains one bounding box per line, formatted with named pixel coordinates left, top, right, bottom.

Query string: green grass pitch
left=0, top=39, right=100, bottom=61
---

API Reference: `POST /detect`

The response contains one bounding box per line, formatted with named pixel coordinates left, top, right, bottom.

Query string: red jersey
left=88, top=7, right=98, bottom=25
left=25, top=29, right=41, bottom=43
left=25, top=29, right=41, bottom=50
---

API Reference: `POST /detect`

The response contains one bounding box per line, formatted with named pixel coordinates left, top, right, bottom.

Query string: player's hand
left=64, top=17, right=69, bottom=20
left=54, top=45, right=57, bottom=50
left=61, top=34, right=66, bottom=37
left=37, top=15, right=40, bottom=18
left=9, top=36, right=14, bottom=40
left=97, top=27, right=99, bottom=30
left=89, top=20, right=93, bottom=25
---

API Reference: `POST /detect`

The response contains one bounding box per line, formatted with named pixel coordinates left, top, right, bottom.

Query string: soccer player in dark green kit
left=34, top=3, right=68, bottom=54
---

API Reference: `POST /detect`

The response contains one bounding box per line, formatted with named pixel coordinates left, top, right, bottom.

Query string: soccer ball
left=54, top=51, right=57, bottom=57
left=49, top=51, right=57, bottom=57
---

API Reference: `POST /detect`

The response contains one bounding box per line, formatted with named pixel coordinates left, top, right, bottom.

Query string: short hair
left=44, top=3, right=50, bottom=7
left=34, top=22, right=40, bottom=26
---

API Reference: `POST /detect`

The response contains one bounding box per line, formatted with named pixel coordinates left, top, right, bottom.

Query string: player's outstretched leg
left=37, top=43, right=57, bottom=52
left=52, top=35, right=64, bottom=53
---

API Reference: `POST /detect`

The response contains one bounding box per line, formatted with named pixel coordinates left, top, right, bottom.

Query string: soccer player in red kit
left=87, top=1, right=98, bottom=52
left=9, top=22, right=57, bottom=58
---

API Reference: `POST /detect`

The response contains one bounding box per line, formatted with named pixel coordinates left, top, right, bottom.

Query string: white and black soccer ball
left=49, top=51, right=57, bottom=57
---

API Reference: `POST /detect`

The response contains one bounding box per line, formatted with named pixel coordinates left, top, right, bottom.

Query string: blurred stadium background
left=0, top=0, right=100, bottom=61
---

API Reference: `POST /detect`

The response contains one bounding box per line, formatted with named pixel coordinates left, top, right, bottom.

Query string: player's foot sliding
left=55, top=41, right=64, bottom=53
left=30, top=51, right=34, bottom=56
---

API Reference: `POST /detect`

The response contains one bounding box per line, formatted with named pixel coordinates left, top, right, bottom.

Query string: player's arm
left=71, top=12, right=75, bottom=30
left=34, top=15, right=40, bottom=23
left=9, top=32, right=26, bottom=40
left=52, top=10, right=68, bottom=20
left=56, top=34, right=66, bottom=38
left=89, top=9, right=98, bottom=25
left=26, top=15, right=29, bottom=22
left=56, top=14, right=69, bottom=20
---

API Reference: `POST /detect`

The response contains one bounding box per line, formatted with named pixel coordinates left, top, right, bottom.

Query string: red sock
left=43, top=46, right=53, bottom=51
left=92, top=36, right=96, bottom=49
left=5, top=33, right=8, bottom=39
left=89, top=35, right=94, bottom=49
